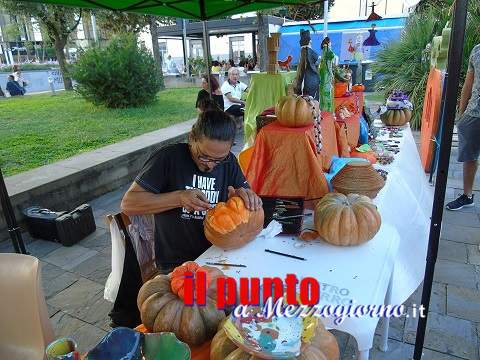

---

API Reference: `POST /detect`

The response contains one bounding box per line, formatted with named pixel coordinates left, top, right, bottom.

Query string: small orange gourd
left=137, top=261, right=225, bottom=346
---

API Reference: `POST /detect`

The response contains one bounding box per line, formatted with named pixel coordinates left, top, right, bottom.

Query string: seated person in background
left=221, top=67, right=248, bottom=118
left=211, top=60, right=222, bottom=73
left=6, top=75, right=25, bottom=96
left=196, top=74, right=224, bottom=112
left=116, top=110, right=262, bottom=327
left=0, top=86, right=5, bottom=97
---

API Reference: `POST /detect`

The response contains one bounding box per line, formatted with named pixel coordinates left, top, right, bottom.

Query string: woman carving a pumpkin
left=114, top=109, right=262, bottom=327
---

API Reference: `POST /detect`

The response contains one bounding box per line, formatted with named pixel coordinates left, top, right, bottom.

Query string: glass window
left=229, top=36, right=244, bottom=65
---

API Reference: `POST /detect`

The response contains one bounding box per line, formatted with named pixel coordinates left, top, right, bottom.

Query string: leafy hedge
left=72, top=33, right=163, bottom=108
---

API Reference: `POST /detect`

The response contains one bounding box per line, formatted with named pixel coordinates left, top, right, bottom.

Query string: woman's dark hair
left=229, top=59, right=235, bottom=67
left=202, top=74, right=220, bottom=92
left=212, top=60, right=220, bottom=67
left=191, top=109, right=236, bottom=143
left=197, top=97, right=221, bottom=112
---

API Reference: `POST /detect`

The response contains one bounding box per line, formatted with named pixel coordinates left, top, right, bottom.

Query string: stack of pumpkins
left=380, top=90, right=413, bottom=126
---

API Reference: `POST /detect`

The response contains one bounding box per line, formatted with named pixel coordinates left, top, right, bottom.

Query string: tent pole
left=200, top=0, right=212, bottom=99
left=413, top=1, right=468, bottom=358
left=0, top=167, right=27, bottom=254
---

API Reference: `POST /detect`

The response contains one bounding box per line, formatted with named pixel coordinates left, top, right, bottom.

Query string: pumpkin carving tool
left=206, top=262, right=246, bottom=268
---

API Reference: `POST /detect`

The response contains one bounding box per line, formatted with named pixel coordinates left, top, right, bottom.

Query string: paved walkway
left=1, top=126, right=479, bottom=358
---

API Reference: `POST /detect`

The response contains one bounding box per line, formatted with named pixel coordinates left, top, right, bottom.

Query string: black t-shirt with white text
left=135, top=143, right=248, bottom=270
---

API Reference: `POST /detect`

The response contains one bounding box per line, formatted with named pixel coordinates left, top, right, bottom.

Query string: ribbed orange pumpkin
left=137, top=261, right=225, bottom=346
left=275, top=95, right=315, bottom=128
left=380, top=109, right=412, bottom=126
left=204, top=196, right=264, bottom=250
left=210, top=319, right=340, bottom=360
left=314, top=193, right=381, bottom=246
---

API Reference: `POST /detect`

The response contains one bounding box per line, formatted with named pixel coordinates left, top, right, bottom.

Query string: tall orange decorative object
left=420, top=68, right=443, bottom=172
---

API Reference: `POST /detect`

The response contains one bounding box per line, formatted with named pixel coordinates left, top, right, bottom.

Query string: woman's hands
left=228, top=186, right=262, bottom=211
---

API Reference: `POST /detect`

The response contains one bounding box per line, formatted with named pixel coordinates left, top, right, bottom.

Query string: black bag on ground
left=55, top=204, right=96, bottom=246
left=23, top=204, right=96, bottom=246
left=23, top=207, right=66, bottom=241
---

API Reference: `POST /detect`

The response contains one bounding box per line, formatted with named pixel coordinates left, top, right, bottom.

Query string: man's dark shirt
left=135, top=143, right=248, bottom=270
left=6, top=80, right=25, bottom=96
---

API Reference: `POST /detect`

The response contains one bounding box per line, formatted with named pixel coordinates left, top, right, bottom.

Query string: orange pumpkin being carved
left=275, top=95, right=315, bottom=128
left=314, top=193, right=381, bottom=246
left=137, top=261, right=225, bottom=346
left=204, top=196, right=264, bottom=250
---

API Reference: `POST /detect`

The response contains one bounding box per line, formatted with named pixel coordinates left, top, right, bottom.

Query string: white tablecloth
left=372, top=123, right=433, bottom=304
left=196, top=224, right=400, bottom=353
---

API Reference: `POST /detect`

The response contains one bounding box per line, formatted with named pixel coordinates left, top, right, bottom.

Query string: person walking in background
left=196, top=74, right=224, bottom=112
left=446, top=44, right=480, bottom=210
left=6, top=75, right=25, bottom=96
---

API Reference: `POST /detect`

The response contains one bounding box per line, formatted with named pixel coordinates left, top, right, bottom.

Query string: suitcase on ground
left=55, top=204, right=96, bottom=246
left=23, top=207, right=67, bottom=241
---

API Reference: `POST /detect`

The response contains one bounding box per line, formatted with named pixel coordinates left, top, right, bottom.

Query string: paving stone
left=50, top=310, right=86, bottom=337
left=421, top=348, right=467, bottom=359
left=442, top=210, right=480, bottom=228
left=438, top=239, right=468, bottom=263
left=42, top=244, right=98, bottom=270
left=78, top=228, right=110, bottom=254
left=340, top=334, right=357, bottom=359
left=40, top=261, right=79, bottom=299
left=404, top=312, right=477, bottom=359
left=71, top=253, right=110, bottom=284
left=447, top=285, right=480, bottom=322
left=404, top=283, right=446, bottom=314
left=370, top=336, right=414, bottom=359
left=441, top=224, right=480, bottom=245
left=467, top=244, right=480, bottom=265
left=434, top=260, right=478, bottom=290
left=70, top=322, right=107, bottom=354
left=47, top=303, right=60, bottom=318
left=26, top=239, right=62, bottom=259
left=48, top=277, right=110, bottom=327
left=375, top=312, right=406, bottom=341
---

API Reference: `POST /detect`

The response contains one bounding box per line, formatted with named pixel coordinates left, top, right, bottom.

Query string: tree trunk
left=148, top=15, right=164, bottom=89
left=54, top=35, right=73, bottom=90
left=256, top=12, right=268, bottom=72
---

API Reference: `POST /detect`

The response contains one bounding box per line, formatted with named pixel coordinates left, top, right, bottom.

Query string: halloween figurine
left=294, top=29, right=320, bottom=101
left=318, top=37, right=335, bottom=112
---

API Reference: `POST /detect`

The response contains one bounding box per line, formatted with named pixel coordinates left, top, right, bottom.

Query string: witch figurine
left=318, top=37, right=335, bottom=112
left=294, top=29, right=320, bottom=101
left=363, top=24, right=381, bottom=46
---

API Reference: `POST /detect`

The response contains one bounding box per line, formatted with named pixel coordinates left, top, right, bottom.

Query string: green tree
left=3, top=22, right=21, bottom=62
left=72, top=33, right=162, bottom=108
left=95, top=10, right=149, bottom=36
left=0, top=1, right=82, bottom=90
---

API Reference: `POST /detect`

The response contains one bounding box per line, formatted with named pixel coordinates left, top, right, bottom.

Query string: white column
left=323, top=0, right=329, bottom=39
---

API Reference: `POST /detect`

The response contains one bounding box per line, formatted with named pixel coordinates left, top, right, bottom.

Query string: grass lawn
left=0, top=88, right=199, bottom=177
left=364, top=91, right=385, bottom=105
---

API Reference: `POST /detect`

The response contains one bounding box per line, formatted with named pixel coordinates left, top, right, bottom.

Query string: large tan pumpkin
left=314, top=193, right=381, bottom=246
left=204, top=196, right=264, bottom=250
left=210, top=319, right=339, bottom=360
left=137, top=261, right=225, bottom=346
left=380, top=108, right=412, bottom=126
left=275, top=95, right=315, bottom=128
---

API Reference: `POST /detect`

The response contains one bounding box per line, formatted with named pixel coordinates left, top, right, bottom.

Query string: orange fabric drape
left=246, top=121, right=330, bottom=208
left=334, top=92, right=363, bottom=148
left=420, top=68, right=443, bottom=172
left=319, top=111, right=338, bottom=167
